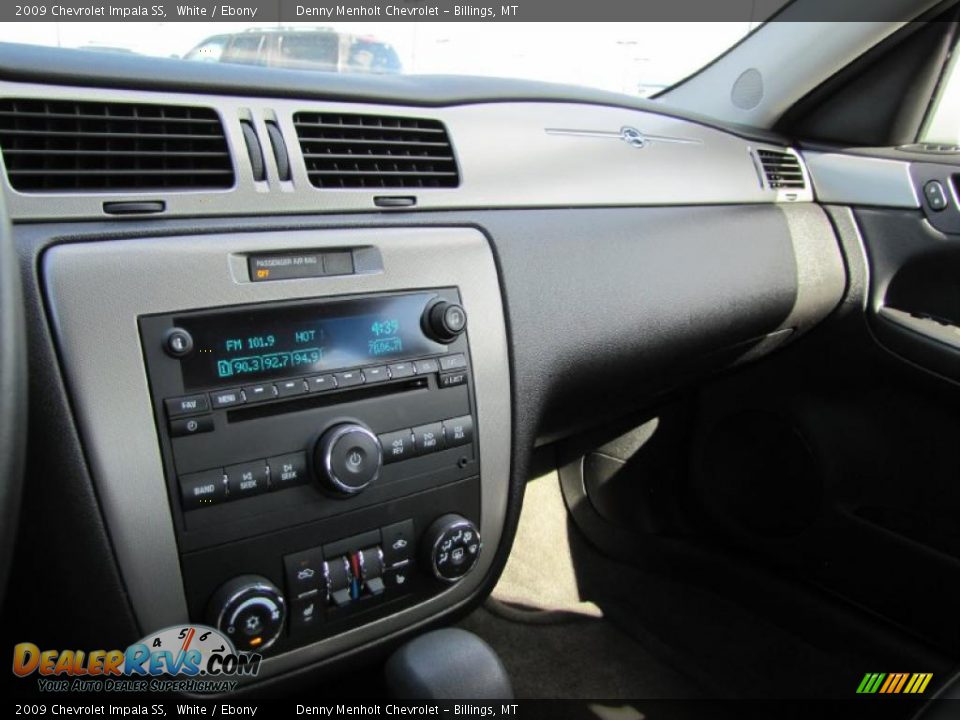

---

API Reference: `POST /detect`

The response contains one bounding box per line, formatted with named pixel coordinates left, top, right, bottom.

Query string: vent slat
left=4, top=149, right=229, bottom=158
left=294, top=111, right=459, bottom=189
left=298, top=137, right=453, bottom=149
left=9, top=169, right=234, bottom=177
left=0, top=99, right=234, bottom=193
left=757, top=149, right=806, bottom=190
left=0, top=129, right=227, bottom=141
left=0, top=110, right=220, bottom=125
left=302, top=152, right=454, bottom=161
left=307, top=170, right=459, bottom=178
left=295, top=121, right=445, bottom=135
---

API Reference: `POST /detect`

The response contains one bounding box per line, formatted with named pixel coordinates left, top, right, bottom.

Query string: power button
left=315, top=424, right=383, bottom=496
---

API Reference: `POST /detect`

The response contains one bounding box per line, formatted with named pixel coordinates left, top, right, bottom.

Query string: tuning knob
left=422, top=300, right=467, bottom=343
left=206, top=575, right=285, bottom=652
left=314, top=423, right=383, bottom=496
left=423, top=514, right=481, bottom=583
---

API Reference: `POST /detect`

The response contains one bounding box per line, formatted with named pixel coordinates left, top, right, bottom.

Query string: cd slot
left=226, top=377, right=428, bottom=423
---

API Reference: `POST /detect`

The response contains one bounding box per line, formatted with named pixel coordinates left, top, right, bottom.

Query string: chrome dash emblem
left=620, top=126, right=647, bottom=148
left=545, top=126, right=701, bottom=148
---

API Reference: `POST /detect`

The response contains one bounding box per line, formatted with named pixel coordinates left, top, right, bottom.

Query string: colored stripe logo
left=857, top=673, right=933, bottom=694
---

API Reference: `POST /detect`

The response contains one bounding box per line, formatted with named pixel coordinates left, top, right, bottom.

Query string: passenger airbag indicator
left=248, top=252, right=323, bottom=281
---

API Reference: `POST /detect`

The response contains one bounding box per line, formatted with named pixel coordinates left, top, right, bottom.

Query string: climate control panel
left=191, top=480, right=482, bottom=654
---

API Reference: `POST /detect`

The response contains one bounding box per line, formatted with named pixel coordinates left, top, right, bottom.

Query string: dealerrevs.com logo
left=12, top=625, right=261, bottom=693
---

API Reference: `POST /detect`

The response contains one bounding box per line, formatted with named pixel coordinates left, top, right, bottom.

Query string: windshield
left=3, top=22, right=756, bottom=98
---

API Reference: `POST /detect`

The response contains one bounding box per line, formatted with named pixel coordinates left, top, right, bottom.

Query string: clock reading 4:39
left=370, top=319, right=400, bottom=337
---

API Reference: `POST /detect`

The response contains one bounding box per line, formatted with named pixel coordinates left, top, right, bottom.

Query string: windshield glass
left=3, top=22, right=756, bottom=98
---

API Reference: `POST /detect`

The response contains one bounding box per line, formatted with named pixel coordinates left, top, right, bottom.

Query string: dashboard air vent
left=293, top=111, right=459, bottom=189
left=756, top=148, right=806, bottom=190
left=0, top=99, right=234, bottom=192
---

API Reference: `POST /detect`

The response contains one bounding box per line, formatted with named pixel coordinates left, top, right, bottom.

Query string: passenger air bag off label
left=249, top=252, right=325, bottom=282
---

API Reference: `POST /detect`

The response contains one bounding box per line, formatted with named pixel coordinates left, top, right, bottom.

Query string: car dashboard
left=2, top=43, right=861, bottom=691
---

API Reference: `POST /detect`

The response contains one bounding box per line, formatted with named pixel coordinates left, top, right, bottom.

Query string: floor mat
left=459, top=604, right=702, bottom=699
left=459, top=471, right=703, bottom=699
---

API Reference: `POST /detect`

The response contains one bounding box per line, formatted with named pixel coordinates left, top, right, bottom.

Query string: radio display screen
left=175, top=293, right=448, bottom=389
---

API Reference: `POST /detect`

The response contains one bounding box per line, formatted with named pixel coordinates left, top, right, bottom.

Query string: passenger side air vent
left=0, top=99, right=234, bottom=192
left=293, top=111, right=459, bottom=189
left=756, top=148, right=806, bottom=190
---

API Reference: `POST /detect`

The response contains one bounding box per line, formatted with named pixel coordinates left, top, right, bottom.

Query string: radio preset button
left=276, top=378, right=308, bottom=398
left=443, top=416, right=474, bottom=448
left=334, top=370, right=364, bottom=389
left=226, top=461, right=269, bottom=498
left=165, top=394, right=210, bottom=418
left=179, top=469, right=225, bottom=510
left=210, top=389, right=243, bottom=409
left=306, top=374, right=337, bottom=393
left=388, top=362, right=415, bottom=379
left=412, top=422, right=445, bottom=456
left=169, top=414, right=213, bottom=437
left=243, top=383, right=278, bottom=403
left=363, top=366, right=389, bottom=384
left=268, top=451, right=308, bottom=487
left=379, top=429, right=414, bottom=464
left=413, top=358, right=440, bottom=375
left=439, top=353, right=467, bottom=371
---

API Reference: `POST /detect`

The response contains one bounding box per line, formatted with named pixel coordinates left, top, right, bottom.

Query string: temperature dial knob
left=206, top=575, right=285, bottom=652
left=315, top=423, right=383, bottom=496
left=423, top=514, right=481, bottom=583
left=422, top=300, right=467, bottom=343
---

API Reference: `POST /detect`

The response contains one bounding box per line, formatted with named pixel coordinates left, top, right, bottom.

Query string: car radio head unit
left=139, top=287, right=482, bottom=655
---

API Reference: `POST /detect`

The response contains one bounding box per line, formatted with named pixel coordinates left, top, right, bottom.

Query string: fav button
left=165, top=394, right=210, bottom=418
left=226, top=461, right=269, bottom=498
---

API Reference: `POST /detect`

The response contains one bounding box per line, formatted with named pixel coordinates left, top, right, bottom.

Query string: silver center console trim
left=42, top=227, right=512, bottom=681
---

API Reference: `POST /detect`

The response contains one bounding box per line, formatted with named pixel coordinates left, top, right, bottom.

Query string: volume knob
left=314, top=423, right=383, bottom=496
